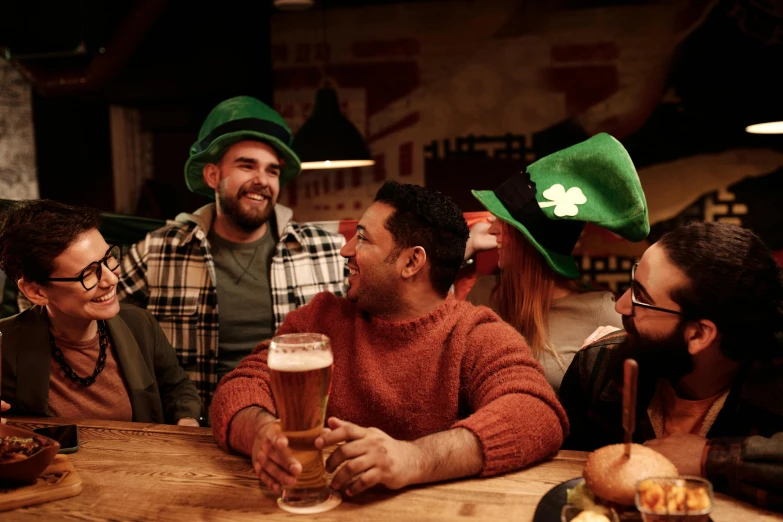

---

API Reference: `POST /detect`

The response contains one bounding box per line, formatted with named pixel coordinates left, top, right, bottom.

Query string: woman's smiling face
left=41, top=228, right=121, bottom=325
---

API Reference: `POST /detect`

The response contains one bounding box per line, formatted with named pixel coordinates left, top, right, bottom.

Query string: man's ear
left=17, top=278, right=50, bottom=307
left=399, top=246, right=427, bottom=280
left=203, top=163, right=221, bottom=191
left=685, top=319, right=719, bottom=356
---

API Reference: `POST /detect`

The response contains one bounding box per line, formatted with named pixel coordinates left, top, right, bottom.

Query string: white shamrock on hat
left=538, top=184, right=587, bottom=217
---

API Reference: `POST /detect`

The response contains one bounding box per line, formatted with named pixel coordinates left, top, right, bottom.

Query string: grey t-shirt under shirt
left=209, top=225, right=277, bottom=379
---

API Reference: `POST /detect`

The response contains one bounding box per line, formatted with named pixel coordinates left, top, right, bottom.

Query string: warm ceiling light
left=293, top=84, right=375, bottom=170
left=745, top=121, right=783, bottom=134
left=300, top=159, right=376, bottom=170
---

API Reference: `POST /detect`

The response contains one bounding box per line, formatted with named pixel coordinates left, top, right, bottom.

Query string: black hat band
left=192, top=118, right=292, bottom=155
left=493, top=171, right=585, bottom=256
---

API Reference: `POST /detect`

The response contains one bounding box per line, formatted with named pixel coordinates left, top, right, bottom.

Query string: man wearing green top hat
left=117, top=96, right=347, bottom=422
left=465, top=133, right=650, bottom=392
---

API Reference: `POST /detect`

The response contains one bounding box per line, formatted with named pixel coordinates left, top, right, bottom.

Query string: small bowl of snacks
left=0, top=424, right=60, bottom=486
left=636, top=476, right=713, bottom=522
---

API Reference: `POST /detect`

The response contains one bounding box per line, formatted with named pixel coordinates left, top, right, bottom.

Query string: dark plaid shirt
left=560, top=331, right=783, bottom=511
left=117, top=204, right=347, bottom=419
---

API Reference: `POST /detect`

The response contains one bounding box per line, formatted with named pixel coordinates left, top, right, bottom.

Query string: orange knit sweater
left=211, top=292, right=568, bottom=477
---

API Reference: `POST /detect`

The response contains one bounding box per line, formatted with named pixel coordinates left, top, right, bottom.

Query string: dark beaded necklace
left=49, top=321, right=109, bottom=386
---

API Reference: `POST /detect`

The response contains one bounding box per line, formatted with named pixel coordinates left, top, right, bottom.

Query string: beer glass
left=268, top=333, right=335, bottom=510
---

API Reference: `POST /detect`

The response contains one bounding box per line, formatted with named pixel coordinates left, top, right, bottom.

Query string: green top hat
left=184, top=96, right=301, bottom=199
left=472, top=133, right=649, bottom=279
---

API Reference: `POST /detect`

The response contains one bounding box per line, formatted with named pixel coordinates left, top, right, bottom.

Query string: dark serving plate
left=0, top=423, right=61, bottom=486
left=533, top=477, right=584, bottom=522
left=533, top=478, right=713, bottom=522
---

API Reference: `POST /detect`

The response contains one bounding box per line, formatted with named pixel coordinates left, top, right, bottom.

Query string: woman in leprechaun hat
left=469, top=133, right=649, bottom=392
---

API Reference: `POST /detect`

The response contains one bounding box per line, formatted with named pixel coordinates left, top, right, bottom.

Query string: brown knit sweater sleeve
left=452, top=308, right=569, bottom=476
left=210, top=293, right=317, bottom=449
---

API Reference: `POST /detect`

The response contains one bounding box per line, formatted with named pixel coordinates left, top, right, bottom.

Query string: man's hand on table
left=1, top=400, right=9, bottom=424
left=252, top=419, right=302, bottom=494
left=644, top=434, right=707, bottom=476
left=316, top=417, right=421, bottom=497
left=176, top=417, right=201, bottom=427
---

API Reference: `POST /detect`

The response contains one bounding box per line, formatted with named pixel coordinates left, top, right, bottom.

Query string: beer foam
left=268, top=349, right=333, bottom=372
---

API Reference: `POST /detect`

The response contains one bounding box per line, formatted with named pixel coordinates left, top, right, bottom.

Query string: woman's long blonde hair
left=492, top=221, right=583, bottom=365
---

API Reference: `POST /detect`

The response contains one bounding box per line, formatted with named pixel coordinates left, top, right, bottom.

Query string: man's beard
left=614, top=315, right=694, bottom=383
left=217, top=180, right=275, bottom=232
left=346, top=258, right=403, bottom=317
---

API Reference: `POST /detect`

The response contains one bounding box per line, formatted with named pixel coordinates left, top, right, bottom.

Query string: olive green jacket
left=0, top=304, right=201, bottom=424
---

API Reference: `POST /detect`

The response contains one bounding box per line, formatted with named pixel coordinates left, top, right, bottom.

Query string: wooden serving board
left=0, top=455, right=83, bottom=512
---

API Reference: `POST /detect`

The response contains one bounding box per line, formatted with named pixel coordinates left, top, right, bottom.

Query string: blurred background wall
left=1, top=0, right=782, bottom=291
left=0, top=60, right=38, bottom=200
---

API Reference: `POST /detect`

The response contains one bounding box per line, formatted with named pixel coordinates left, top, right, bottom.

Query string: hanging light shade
left=273, top=0, right=314, bottom=10
left=292, top=85, right=375, bottom=170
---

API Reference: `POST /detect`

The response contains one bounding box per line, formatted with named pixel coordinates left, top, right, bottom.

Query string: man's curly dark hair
left=373, top=181, right=469, bottom=296
left=659, top=220, right=783, bottom=362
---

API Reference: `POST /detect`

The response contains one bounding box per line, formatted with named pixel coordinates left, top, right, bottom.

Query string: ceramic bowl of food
left=0, top=424, right=60, bottom=486
left=635, top=476, right=714, bottom=522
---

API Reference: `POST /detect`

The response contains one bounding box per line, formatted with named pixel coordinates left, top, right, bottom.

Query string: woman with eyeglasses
left=466, top=134, right=650, bottom=392
left=0, top=200, right=201, bottom=425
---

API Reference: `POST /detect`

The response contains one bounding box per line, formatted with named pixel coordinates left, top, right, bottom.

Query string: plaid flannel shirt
left=117, top=203, right=347, bottom=419
left=560, top=331, right=783, bottom=511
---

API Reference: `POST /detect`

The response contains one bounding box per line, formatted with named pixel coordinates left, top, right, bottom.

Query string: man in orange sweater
left=211, top=181, right=569, bottom=497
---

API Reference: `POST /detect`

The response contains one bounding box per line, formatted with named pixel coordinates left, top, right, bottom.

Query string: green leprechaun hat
left=471, top=133, right=649, bottom=279
left=184, top=96, right=301, bottom=198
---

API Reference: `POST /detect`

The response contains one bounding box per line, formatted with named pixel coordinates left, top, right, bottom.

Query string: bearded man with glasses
left=559, top=221, right=783, bottom=511
left=0, top=200, right=201, bottom=425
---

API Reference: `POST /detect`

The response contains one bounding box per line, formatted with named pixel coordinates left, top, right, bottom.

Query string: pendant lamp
left=292, top=82, right=375, bottom=170
left=273, top=0, right=314, bottom=10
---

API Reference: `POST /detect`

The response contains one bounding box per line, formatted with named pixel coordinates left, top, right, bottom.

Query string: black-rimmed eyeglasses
left=630, top=262, right=683, bottom=316
left=46, top=244, right=122, bottom=291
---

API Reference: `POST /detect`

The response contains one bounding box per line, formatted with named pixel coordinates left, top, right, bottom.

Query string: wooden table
left=4, top=418, right=781, bottom=521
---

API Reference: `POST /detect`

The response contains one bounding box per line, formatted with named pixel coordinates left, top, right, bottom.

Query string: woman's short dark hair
left=373, top=181, right=469, bottom=296
left=0, top=199, right=101, bottom=285
left=658, top=221, right=783, bottom=361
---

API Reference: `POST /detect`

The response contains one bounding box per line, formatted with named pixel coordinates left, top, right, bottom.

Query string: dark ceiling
left=0, top=0, right=274, bottom=105
left=2, top=0, right=779, bottom=104
left=1, top=0, right=781, bottom=215
left=1, top=0, right=780, bottom=131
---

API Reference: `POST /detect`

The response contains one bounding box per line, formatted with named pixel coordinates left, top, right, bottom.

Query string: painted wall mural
left=272, top=0, right=783, bottom=292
